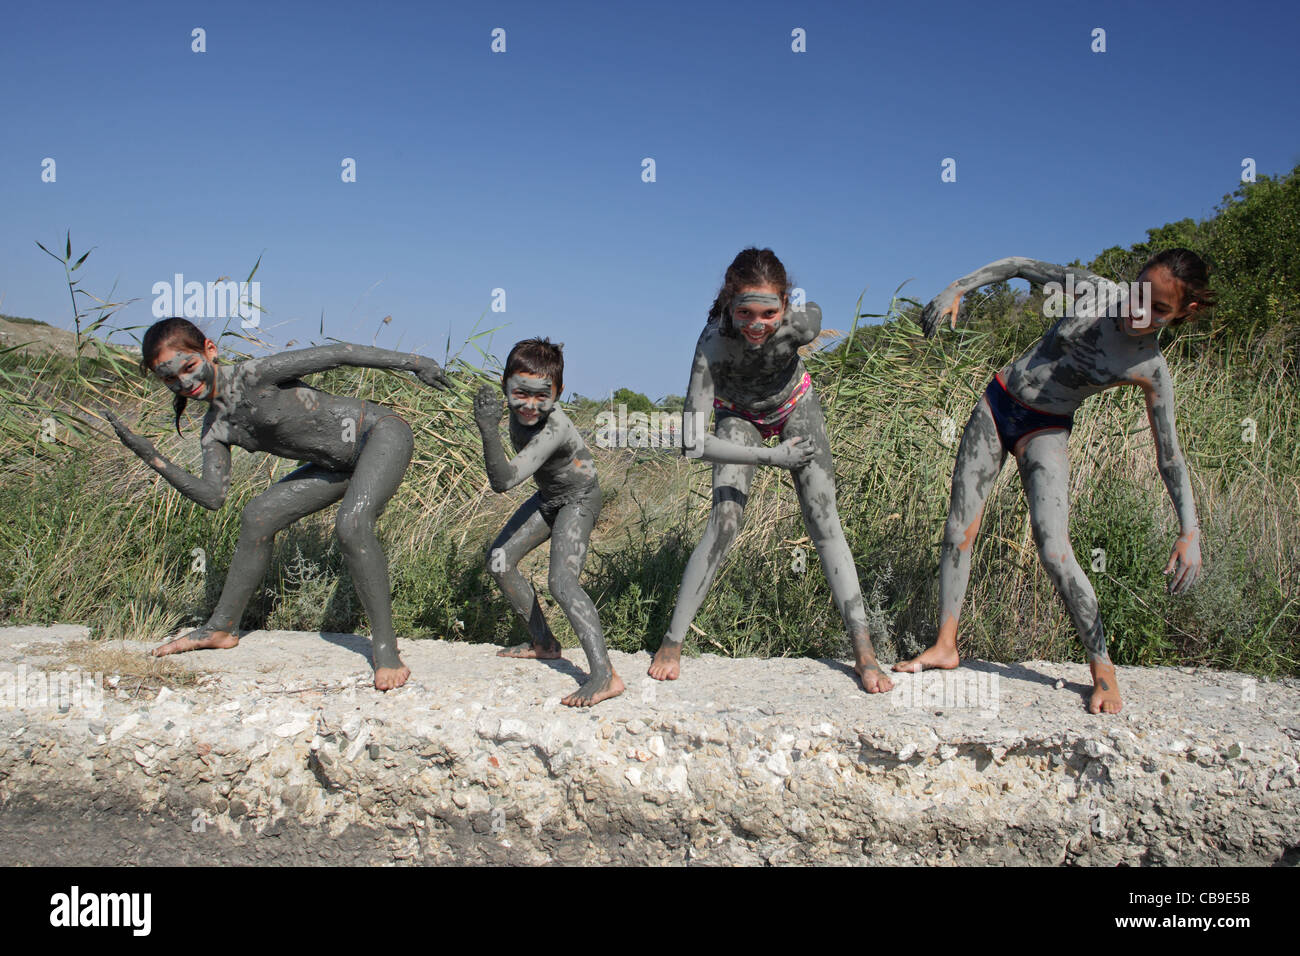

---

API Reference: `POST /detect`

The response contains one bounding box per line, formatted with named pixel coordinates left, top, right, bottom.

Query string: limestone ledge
left=1, top=625, right=1297, bottom=865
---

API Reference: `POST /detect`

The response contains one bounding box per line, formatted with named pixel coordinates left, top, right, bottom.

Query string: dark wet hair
left=708, top=247, right=793, bottom=337
left=503, top=337, right=564, bottom=398
left=140, top=317, right=210, bottom=435
left=1139, top=248, right=1216, bottom=324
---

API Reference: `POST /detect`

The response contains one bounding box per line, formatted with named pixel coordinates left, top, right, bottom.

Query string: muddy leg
left=1018, top=429, right=1119, bottom=714
left=784, top=390, right=893, bottom=693
left=334, top=417, right=414, bottom=691
left=896, top=396, right=1006, bottom=672
left=650, top=415, right=759, bottom=681
left=549, top=491, right=623, bottom=706
left=487, top=493, right=560, bottom=659
left=152, top=464, right=349, bottom=657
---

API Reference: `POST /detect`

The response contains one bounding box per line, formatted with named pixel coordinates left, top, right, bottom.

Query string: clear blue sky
left=3, top=0, right=1297, bottom=400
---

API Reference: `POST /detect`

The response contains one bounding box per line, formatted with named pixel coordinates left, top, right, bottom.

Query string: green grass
left=1, top=300, right=1297, bottom=677
left=4, top=171, right=1300, bottom=677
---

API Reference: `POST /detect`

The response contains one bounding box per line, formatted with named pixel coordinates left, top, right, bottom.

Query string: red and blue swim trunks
left=714, top=371, right=811, bottom=440
left=984, top=372, right=1074, bottom=453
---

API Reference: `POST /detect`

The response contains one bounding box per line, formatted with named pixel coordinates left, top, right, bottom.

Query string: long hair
left=1140, top=248, right=1216, bottom=323
left=140, top=317, right=209, bottom=435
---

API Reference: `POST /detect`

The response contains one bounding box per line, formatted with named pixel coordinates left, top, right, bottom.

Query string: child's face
left=732, top=284, right=786, bottom=347
left=504, top=372, right=557, bottom=426
left=151, top=339, right=219, bottom=400
left=1123, top=266, right=1196, bottom=337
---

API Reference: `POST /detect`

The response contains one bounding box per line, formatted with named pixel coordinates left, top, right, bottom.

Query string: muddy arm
left=105, top=410, right=232, bottom=510
left=680, top=346, right=811, bottom=468
left=922, top=257, right=1096, bottom=336
left=473, top=386, right=566, bottom=491
left=246, top=344, right=450, bottom=388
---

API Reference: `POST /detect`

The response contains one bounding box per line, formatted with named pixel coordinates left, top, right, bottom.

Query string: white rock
left=109, top=714, right=140, bottom=741
left=661, top=763, right=689, bottom=794
left=497, top=718, right=529, bottom=741
left=345, top=728, right=370, bottom=762
left=275, top=718, right=311, bottom=738
left=625, top=768, right=643, bottom=787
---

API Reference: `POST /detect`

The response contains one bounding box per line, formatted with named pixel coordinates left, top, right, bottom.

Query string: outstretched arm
left=244, top=344, right=450, bottom=389
left=921, top=257, right=1096, bottom=336
left=1135, top=365, right=1201, bottom=592
left=104, top=410, right=232, bottom=510
left=680, top=344, right=812, bottom=469
left=473, top=386, right=566, bottom=491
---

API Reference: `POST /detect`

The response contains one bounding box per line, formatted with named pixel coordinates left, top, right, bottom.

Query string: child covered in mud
left=474, top=338, right=623, bottom=707
left=104, top=317, right=450, bottom=691
left=894, top=250, right=1213, bottom=714
left=648, top=247, right=894, bottom=694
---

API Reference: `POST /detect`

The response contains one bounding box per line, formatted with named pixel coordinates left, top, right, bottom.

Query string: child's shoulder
left=546, top=407, right=584, bottom=442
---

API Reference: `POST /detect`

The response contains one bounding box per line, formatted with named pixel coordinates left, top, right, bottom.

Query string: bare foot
left=562, top=670, right=625, bottom=707
left=374, top=664, right=411, bottom=692
left=893, top=643, right=960, bottom=673
left=1088, top=660, right=1122, bottom=714
left=151, top=627, right=239, bottom=657
left=849, top=632, right=895, bottom=692
left=498, top=638, right=562, bottom=659
left=648, top=643, right=681, bottom=681
left=855, top=661, right=895, bottom=693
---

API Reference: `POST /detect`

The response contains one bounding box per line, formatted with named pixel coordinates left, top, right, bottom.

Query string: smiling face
left=504, top=372, right=557, bottom=426
left=1123, top=265, right=1198, bottom=337
left=731, top=284, right=786, bottom=347
left=151, top=339, right=219, bottom=400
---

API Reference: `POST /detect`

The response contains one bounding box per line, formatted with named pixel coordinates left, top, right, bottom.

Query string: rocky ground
left=0, top=624, right=1296, bottom=866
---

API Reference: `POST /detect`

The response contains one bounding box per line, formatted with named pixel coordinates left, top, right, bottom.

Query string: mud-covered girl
left=649, top=247, right=894, bottom=693
left=895, top=250, right=1213, bottom=714
left=105, top=317, right=450, bottom=690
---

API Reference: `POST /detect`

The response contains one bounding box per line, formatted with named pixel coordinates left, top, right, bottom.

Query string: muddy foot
left=498, top=638, right=563, bottom=659
left=1088, top=660, right=1122, bottom=714
left=151, top=627, right=239, bottom=657
left=648, top=642, right=681, bottom=681
left=374, top=664, right=411, bottom=692
left=562, top=670, right=625, bottom=707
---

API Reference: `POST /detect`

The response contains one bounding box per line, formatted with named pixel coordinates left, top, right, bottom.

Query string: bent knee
left=547, top=570, right=581, bottom=602
left=334, top=508, right=375, bottom=546
left=485, top=545, right=514, bottom=578
left=238, top=504, right=282, bottom=541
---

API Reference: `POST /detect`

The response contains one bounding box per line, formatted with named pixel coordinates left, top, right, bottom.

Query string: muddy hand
left=768, top=436, right=814, bottom=469
left=921, top=286, right=964, bottom=338
left=103, top=408, right=150, bottom=455
left=474, top=384, right=504, bottom=427
left=414, top=358, right=451, bottom=390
